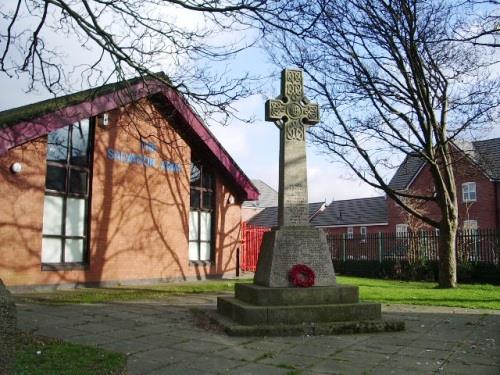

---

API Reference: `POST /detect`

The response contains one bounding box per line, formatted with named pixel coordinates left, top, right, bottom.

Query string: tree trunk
left=438, top=218, right=458, bottom=288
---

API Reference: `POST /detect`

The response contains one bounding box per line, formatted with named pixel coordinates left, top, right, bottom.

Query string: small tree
left=256, top=0, right=500, bottom=287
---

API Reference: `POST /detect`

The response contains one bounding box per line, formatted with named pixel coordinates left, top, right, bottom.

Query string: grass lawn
left=15, top=276, right=500, bottom=310
left=16, top=332, right=126, bottom=375
left=338, top=276, right=500, bottom=310
left=15, top=279, right=253, bottom=304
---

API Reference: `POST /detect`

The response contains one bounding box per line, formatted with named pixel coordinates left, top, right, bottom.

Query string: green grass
left=14, top=276, right=500, bottom=310
left=15, top=279, right=252, bottom=304
left=16, top=333, right=126, bottom=375
left=337, top=276, right=500, bottom=310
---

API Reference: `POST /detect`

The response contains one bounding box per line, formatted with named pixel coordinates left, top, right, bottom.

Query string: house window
left=396, top=224, right=408, bottom=237
left=463, top=220, right=478, bottom=231
left=347, top=226, right=353, bottom=239
left=189, top=161, right=214, bottom=261
left=360, top=226, right=367, bottom=242
left=462, top=182, right=477, bottom=202
left=41, top=120, right=93, bottom=268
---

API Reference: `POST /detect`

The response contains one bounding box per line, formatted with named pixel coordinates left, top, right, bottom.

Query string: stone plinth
left=212, top=283, right=405, bottom=336
left=235, top=283, right=358, bottom=306
left=254, top=226, right=336, bottom=287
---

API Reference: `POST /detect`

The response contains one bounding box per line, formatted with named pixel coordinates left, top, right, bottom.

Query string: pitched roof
left=0, top=74, right=258, bottom=201
left=387, top=137, right=500, bottom=191
left=247, top=202, right=326, bottom=227
left=388, top=154, right=425, bottom=190
left=310, top=196, right=388, bottom=227
left=471, top=138, right=500, bottom=180
left=242, top=179, right=278, bottom=208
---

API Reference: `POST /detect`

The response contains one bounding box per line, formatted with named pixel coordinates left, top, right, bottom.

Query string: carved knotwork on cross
left=265, top=69, right=320, bottom=140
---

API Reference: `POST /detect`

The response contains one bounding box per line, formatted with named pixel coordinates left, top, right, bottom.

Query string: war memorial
left=215, top=69, right=405, bottom=335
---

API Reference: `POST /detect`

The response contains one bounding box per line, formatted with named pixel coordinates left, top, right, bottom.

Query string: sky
left=1, top=2, right=499, bottom=204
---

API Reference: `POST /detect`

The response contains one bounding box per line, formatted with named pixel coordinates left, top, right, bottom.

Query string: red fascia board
left=0, top=80, right=259, bottom=201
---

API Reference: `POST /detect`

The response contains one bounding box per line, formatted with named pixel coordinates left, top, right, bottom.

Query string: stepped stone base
left=235, top=283, right=358, bottom=306
left=201, top=308, right=404, bottom=336
left=214, top=284, right=405, bottom=336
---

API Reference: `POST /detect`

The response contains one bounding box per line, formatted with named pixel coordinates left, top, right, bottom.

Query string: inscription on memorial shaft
left=265, top=69, right=320, bottom=227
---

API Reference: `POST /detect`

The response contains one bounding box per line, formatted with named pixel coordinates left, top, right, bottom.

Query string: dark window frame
left=189, top=160, right=215, bottom=263
left=41, top=119, right=95, bottom=270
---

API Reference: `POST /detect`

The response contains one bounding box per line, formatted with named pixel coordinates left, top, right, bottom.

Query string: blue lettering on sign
left=140, top=140, right=158, bottom=153
left=160, top=160, right=182, bottom=173
left=107, top=148, right=180, bottom=173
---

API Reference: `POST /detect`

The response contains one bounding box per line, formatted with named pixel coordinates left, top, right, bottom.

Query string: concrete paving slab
left=15, top=295, right=500, bottom=375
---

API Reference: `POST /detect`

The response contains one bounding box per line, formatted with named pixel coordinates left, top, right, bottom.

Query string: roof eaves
left=0, top=76, right=258, bottom=201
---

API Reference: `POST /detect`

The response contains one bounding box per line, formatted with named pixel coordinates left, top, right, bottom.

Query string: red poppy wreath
left=288, top=264, right=315, bottom=288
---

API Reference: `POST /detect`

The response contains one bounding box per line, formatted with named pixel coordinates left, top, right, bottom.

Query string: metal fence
left=326, top=229, right=500, bottom=265
left=240, top=222, right=270, bottom=272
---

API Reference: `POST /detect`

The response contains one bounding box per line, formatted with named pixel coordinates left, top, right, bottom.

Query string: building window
left=463, top=220, right=478, bottom=231
left=396, top=224, right=408, bottom=237
left=360, top=226, right=367, bottom=242
left=347, top=226, right=353, bottom=239
left=41, top=120, right=93, bottom=267
left=462, top=182, right=477, bottom=202
left=189, top=161, right=214, bottom=261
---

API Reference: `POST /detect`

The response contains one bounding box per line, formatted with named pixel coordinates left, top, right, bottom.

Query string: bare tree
left=255, top=0, right=500, bottom=287
left=0, top=0, right=275, bottom=121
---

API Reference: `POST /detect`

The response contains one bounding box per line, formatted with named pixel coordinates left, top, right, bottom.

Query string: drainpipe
left=495, top=181, right=500, bottom=230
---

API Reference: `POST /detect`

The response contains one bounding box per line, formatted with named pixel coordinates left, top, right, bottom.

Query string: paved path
left=17, top=294, right=500, bottom=374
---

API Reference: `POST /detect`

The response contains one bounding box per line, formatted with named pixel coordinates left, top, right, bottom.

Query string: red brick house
left=310, top=138, right=500, bottom=236
left=0, top=75, right=258, bottom=290
left=387, top=139, right=500, bottom=233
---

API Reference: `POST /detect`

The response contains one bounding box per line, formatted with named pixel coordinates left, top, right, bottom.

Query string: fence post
left=342, top=233, right=346, bottom=261
left=378, top=232, right=383, bottom=263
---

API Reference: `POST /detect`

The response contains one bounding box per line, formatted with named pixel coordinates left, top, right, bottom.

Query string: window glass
left=463, top=220, right=478, bottom=231
left=190, top=189, right=201, bottom=209
left=69, top=170, right=88, bottom=195
left=189, top=241, right=199, bottom=261
left=462, top=182, right=477, bottom=202
left=200, top=212, right=211, bottom=241
left=41, top=238, right=62, bottom=263
left=347, top=227, right=353, bottom=239
left=202, top=191, right=213, bottom=209
left=396, top=224, right=408, bottom=237
left=199, top=242, right=211, bottom=261
left=46, top=166, right=66, bottom=192
left=47, top=126, right=69, bottom=163
left=42, top=121, right=92, bottom=266
left=65, top=239, right=84, bottom=262
left=202, top=169, right=213, bottom=189
left=190, top=163, right=201, bottom=186
left=189, top=160, right=214, bottom=261
left=189, top=211, right=199, bottom=241
left=70, top=120, right=90, bottom=166
left=42, top=196, right=64, bottom=235
left=65, top=198, right=86, bottom=236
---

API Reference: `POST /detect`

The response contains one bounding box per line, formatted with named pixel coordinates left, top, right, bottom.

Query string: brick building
left=387, top=139, right=500, bottom=234
left=0, top=76, right=258, bottom=290
left=310, top=138, right=500, bottom=236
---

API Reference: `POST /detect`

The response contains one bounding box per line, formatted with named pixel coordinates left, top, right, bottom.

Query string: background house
left=387, top=138, right=500, bottom=233
left=0, top=75, right=258, bottom=290
left=248, top=201, right=326, bottom=228
left=241, top=179, right=279, bottom=222
left=311, top=196, right=388, bottom=237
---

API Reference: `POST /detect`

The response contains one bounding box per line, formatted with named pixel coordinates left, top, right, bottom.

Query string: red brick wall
left=0, top=99, right=242, bottom=287
left=388, top=154, right=499, bottom=231
left=323, top=224, right=389, bottom=236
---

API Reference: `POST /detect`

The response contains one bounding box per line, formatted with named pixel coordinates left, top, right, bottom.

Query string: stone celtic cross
left=265, top=68, right=320, bottom=227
